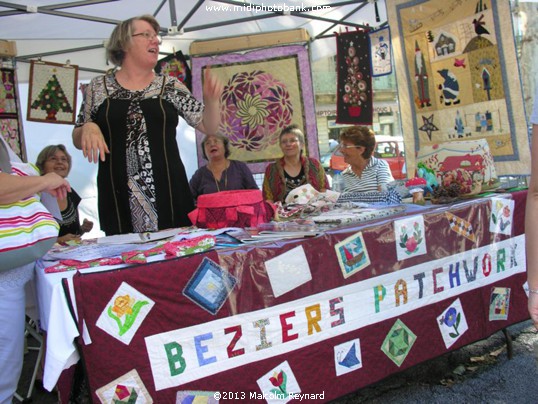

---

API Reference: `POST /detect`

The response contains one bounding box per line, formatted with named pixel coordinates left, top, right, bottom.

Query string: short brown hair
left=106, top=15, right=160, bottom=66
left=279, top=124, right=305, bottom=145
left=339, top=126, right=376, bottom=159
left=35, top=144, right=72, bottom=175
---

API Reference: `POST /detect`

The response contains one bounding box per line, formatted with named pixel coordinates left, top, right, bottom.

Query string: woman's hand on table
left=57, top=233, right=81, bottom=245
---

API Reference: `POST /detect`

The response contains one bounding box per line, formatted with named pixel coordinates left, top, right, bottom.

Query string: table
left=39, top=191, right=529, bottom=402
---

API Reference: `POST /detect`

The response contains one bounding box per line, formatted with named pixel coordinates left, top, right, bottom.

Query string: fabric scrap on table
left=336, top=188, right=402, bottom=205
left=311, top=205, right=405, bottom=225
left=44, top=235, right=216, bottom=273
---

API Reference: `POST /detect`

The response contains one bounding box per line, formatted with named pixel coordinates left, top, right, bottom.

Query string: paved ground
left=14, top=320, right=538, bottom=403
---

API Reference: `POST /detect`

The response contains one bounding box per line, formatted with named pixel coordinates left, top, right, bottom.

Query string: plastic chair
left=14, top=318, right=44, bottom=403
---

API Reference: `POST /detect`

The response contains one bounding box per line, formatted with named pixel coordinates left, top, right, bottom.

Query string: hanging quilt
left=154, top=50, right=192, bottom=91
left=386, top=0, right=530, bottom=176
left=191, top=45, right=317, bottom=174
left=335, top=29, right=373, bottom=125
left=369, top=26, right=393, bottom=77
left=0, top=67, right=26, bottom=160
left=27, top=60, right=78, bottom=124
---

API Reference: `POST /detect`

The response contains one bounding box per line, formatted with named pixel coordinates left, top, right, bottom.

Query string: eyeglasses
left=205, top=138, right=223, bottom=146
left=132, top=32, right=162, bottom=45
left=280, top=139, right=299, bottom=145
left=338, top=143, right=363, bottom=149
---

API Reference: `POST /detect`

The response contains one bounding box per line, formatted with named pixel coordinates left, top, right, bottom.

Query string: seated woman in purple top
left=189, top=133, right=258, bottom=201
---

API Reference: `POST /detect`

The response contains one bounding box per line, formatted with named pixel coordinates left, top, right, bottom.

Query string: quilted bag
left=188, top=190, right=274, bottom=229
left=0, top=139, right=59, bottom=271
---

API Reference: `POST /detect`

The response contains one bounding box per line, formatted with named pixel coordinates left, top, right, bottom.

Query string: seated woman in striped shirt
left=338, top=126, right=394, bottom=193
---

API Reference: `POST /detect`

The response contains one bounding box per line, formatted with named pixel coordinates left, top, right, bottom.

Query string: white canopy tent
left=0, top=0, right=388, bottom=236
left=1, top=0, right=388, bottom=79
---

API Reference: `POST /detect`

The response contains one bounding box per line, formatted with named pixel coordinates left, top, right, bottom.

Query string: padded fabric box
left=416, top=139, right=499, bottom=195
left=188, top=189, right=274, bottom=229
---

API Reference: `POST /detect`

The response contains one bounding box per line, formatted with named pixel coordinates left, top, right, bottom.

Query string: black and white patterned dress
left=76, top=73, right=204, bottom=235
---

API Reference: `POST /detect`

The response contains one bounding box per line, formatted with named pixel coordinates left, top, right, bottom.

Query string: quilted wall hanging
left=369, top=26, right=393, bottom=77
left=155, top=50, right=192, bottom=91
left=335, top=29, right=373, bottom=125
left=0, top=67, right=26, bottom=160
left=27, top=60, right=78, bottom=124
left=191, top=45, right=317, bottom=174
left=386, top=0, right=530, bottom=177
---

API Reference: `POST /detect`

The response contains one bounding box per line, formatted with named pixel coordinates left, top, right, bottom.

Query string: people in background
left=0, top=138, right=70, bottom=404
left=189, top=133, right=258, bottom=201
left=72, top=14, right=223, bottom=235
left=263, top=124, right=329, bottom=203
left=525, top=87, right=538, bottom=331
left=338, top=126, right=394, bottom=193
left=36, top=145, right=93, bottom=243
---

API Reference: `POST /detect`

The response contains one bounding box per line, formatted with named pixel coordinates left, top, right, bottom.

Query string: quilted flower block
left=416, top=139, right=499, bottom=195
left=219, top=70, right=293, bottom=152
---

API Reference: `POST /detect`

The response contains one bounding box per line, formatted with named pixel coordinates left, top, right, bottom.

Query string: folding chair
left=14, top=318, right=44, bottom=403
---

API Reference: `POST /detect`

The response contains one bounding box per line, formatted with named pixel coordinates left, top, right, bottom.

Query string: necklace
left=211, top=160, right=229, bottom=192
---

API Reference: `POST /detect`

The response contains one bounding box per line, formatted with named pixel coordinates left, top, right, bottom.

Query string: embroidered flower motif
left=443, top=307, right=457, bottom=327
left=399, top=222, right=423, bottom=254
left=405, top=236, right=418, bottom=253
left=269, top=371, right=284, bottom=387
left=440, top=306, right=461, bottom=338
left=114, top=384, right=131, bottom=400
left=269, top=370, right=289, bottom=398
left=112, top=294, right=135, bottom=317
left=108, top=294, right=149, bottom=336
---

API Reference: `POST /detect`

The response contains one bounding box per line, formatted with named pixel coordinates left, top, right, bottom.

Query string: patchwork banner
left=386, top=0, right=531, bottom=176
left=335, top=30, right=373, bottom=125
left=191, top=45, right=317, bottom=174
left=145, top=234, right=524, bottom=390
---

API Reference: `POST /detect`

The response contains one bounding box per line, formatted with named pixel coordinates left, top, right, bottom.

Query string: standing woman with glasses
left=263, top=124, right=330, bottom=203
left=36, top=145, right=94, bottom=243
left=72, top=15, right=223, bottom=235
left=338, top=126, right=394, bottom=193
